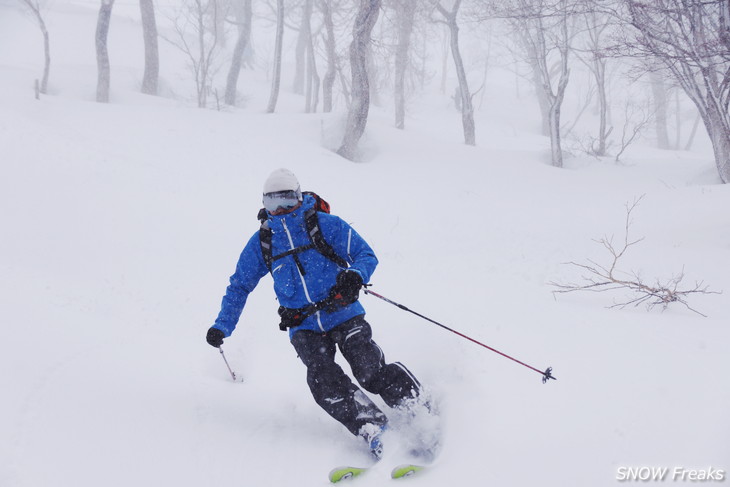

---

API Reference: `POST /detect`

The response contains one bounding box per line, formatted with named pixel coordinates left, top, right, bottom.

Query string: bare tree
left=515, top=26, right=552, bottom=136
left=140, top=0, right=159, bottom=95
left=212, top=0, right=229, bottom=47
left=314, top=0, right=357, bottom=112
left=293, top=0, right=314, bottom=95
left=267, top=0, right=285, bottom=113
left=166, top=0, right=223, bottom=108
left=320, top=0, right=338, bottom=112
left=550, top=197, right=719, bottom=317
left=224, top=0, right=253, bottom=105
left=614, top=96, right=652, bottom=161
left=19, top=0, right=50, bottom=96
left=482, top=0, right=575, bottom=164
left=394, top=0, right=417, bottom=129
left=530, top=0, right=573, bottom=166
left=337, top=0, right=382, bottom=160
left=622, top=0, right=730, bottom=183
left=96, top=0, right=115, bottom=103
left=574, top=6, right=614, bottom=156
left=434, top=0, right=476, bottom=145
left=305, top=16, right=321, bottom=113
left=649, top=68, right=670, bottom=149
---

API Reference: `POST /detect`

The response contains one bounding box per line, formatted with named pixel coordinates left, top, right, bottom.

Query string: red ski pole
left=363, top=287, right=556, bottom=383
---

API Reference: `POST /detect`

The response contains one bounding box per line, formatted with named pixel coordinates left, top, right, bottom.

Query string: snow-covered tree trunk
left=305, top=26, right=321, bottom=113
left=95, top=0, right=115, bottom=103
left=139, top=0, right=159, bottom=96
left=548, top=74, right=568, bottom=167
left=529, top=56, right=551, bottom=137
left=293, top=0, right=313, bottom=95
left=650, top=70, right=670, bottom=149
left=578, top=9, right=612, bottom=156
left=436, top=0, right=475, bottom=146
left=266, top=0, right=285, bottom=114
left=704, top=104, right=730, bottom=183
left=394, top=0, right=416, bottom=129
left=337, top=0, right=381, bottom=160
left=212, top=0, right=228, bottom=48
left=321, top=0, right=337, bottom=112
left=196, top=1, right=206, bottom=107
left=547, top=15, right=570, bottom=168
left=224, top=0, right=252, bottom=105
left=20, top=0, right=50, bottom=95
left=594, top=55, right=609, bottom=155
left=439, top=27, right=448, bottom=94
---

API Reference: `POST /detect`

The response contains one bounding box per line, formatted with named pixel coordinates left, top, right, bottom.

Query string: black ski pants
left=291, top=315, right=421, bottom=436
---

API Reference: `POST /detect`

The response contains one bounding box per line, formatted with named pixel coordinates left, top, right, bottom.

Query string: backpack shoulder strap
left=259, top=220, right=274, bottom=272
left=304, top=208, right=349, bottom=269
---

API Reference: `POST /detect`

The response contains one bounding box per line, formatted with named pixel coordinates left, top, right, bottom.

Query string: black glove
left=206, top=327, right=225, bottom=348
left=328, top=270, right=363, bottom=308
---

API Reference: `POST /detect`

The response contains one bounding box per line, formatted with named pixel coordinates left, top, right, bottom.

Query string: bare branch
left=549, top=197, right=721, bottom=317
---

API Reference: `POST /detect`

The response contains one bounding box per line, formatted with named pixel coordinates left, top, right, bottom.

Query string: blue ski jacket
left=213, top=194, right=378, bottom=338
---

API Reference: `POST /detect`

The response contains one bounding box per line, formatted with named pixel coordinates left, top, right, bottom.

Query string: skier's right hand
left=328, top=270, right=363, bottom=308
left=206, top=327, right=225, bottom=348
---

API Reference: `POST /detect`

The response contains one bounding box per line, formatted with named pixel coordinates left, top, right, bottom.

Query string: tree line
left=17, top=0, right=730, bottom=181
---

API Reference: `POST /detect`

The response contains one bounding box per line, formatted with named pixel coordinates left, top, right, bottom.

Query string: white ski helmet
left=263, top=168, right=302, bottom=198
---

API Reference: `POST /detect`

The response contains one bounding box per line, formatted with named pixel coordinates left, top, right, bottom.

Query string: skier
left=206, top=168, right=425, bottom=459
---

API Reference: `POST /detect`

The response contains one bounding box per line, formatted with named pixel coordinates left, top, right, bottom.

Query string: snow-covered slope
left=1, top=3, right=728, bottom=486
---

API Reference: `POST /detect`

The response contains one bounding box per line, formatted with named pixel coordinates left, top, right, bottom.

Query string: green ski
left=329, top=466, right=369, bottom=483
left=329, top=463, right=427, bottom=482
left=390, top=464, right=426, bottom=479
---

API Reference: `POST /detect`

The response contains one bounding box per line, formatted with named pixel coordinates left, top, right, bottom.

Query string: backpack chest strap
left=272, top=243, right=315, bottom=275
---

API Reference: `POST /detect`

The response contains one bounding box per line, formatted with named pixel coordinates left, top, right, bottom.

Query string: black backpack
left=257, top=191, right=348, bottom=275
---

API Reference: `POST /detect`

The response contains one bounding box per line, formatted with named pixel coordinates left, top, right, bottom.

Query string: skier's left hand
left=206, top=327, right=225, bottom=348
left=328, top=270, right=363, bottom=308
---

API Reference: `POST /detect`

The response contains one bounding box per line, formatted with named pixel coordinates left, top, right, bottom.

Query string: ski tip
left=329, top=466, right=368, bottom=483
left=391, top=464, right=426, bottom=479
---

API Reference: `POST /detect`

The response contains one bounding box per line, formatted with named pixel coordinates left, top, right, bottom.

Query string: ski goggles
left=263, top=189, right=302, bottom=213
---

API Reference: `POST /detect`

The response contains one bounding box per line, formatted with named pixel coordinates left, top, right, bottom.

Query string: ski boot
left=359, top=423, right=387, bottom=460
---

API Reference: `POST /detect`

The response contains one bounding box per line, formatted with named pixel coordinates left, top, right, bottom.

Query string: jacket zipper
left=281, top=217, right=325, bottom=332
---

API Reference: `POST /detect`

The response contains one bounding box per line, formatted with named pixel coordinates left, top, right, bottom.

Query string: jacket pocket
left=272, top=261, right=297, bottom=298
